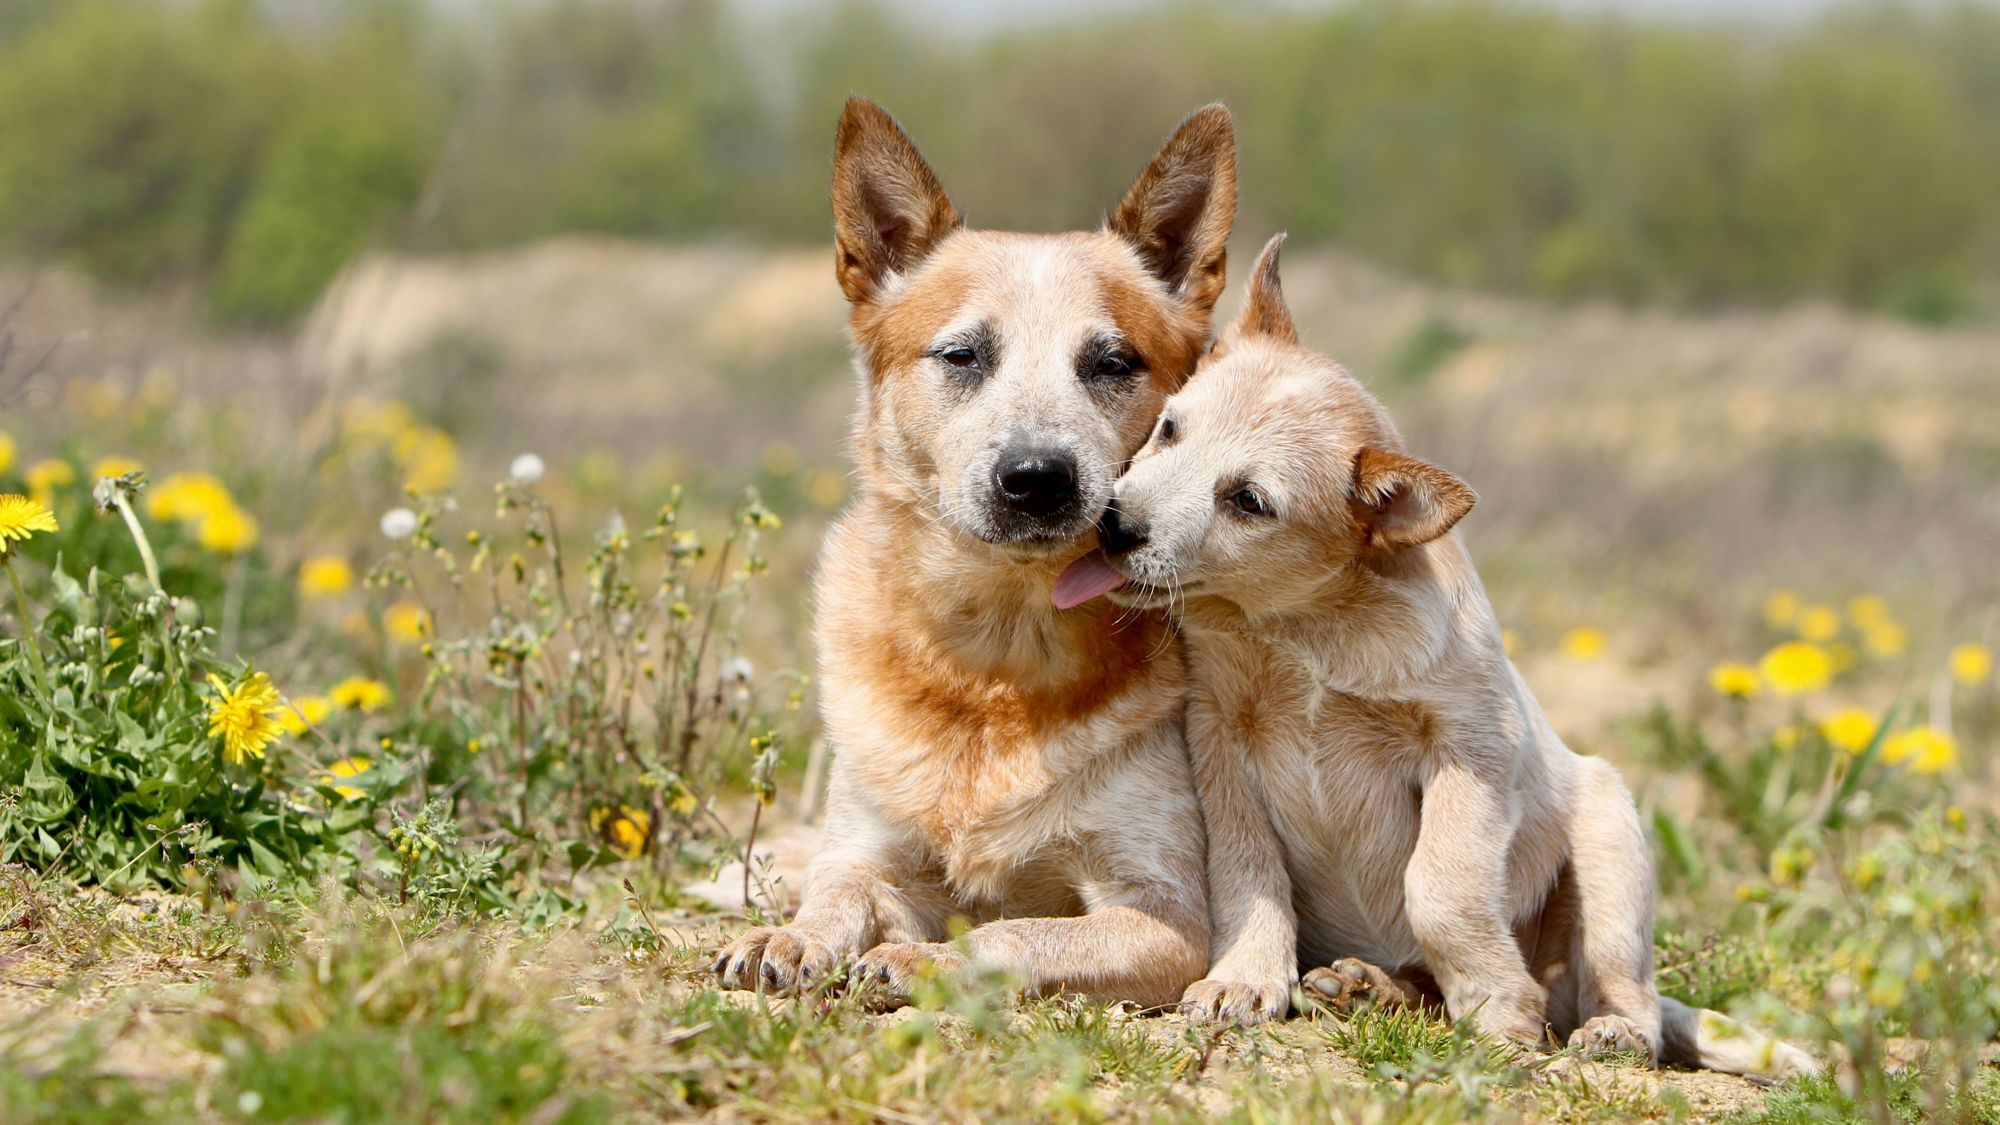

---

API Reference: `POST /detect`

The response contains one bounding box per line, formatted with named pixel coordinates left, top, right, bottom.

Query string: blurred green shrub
left=2, top=0, right=1999, bottom=321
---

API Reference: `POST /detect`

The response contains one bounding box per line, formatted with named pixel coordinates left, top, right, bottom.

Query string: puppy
left=1055, top=235, right=1818, bottom=1078
left=713, top=98, right=1237, bottom=1007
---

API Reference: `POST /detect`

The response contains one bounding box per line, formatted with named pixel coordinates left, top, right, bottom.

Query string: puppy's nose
left=994, top=449, right=1079, bottom=518
left=1098, top=499, right=1149, bottom=556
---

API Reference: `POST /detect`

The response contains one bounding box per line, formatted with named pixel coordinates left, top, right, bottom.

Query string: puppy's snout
left=994, top=448, right=1080, bottom=518
left=1098, top=498, right=1149, bottom=557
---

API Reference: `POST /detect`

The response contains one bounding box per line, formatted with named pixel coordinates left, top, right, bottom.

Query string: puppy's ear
left=1108, top=103, right=1237, bottom=313
left=1227, top=232, right=1297, bottom=344
left=1352, top=449, right=1476, bottom=551
left=832, top=97, right=964, bottom=306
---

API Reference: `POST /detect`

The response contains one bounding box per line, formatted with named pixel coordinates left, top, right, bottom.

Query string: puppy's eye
left=1229, top=487, right=1270, bottom=516
left=1094, top=353, right=1136, bottom=378
left=1154, top=416, right=1177, bottom=446
left=939, top=347, right=979, bottom=369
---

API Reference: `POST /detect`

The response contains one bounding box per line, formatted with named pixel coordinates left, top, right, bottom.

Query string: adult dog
left=713, top=97, right=1236, bottom=1007
left=1056, top=235, right=1817, bottom=1078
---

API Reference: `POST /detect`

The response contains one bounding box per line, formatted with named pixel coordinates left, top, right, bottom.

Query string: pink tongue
left=1053, top=550, right=1129, bottom=609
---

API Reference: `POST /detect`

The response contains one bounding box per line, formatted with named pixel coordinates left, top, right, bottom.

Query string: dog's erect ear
left=832, top=97, right=964, bottom=306
left=1228, top=232, right=1297, bottom=344
left=1108, top=104, right=1237, bottom=313
left=1351, top=449, right=1476, bottom=551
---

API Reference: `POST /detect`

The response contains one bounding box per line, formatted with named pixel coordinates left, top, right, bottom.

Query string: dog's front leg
left=1179, top=699, right=1297, bottom=1024
left=1406, top=758, right=1548, bottom=1044
left=715, top=776, right=930, bottom=994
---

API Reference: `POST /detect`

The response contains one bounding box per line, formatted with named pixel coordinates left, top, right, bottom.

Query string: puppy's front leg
left=1180, top=697, right=1298, bottom=1024
left=1406, top=759, right=1547, bottom=1044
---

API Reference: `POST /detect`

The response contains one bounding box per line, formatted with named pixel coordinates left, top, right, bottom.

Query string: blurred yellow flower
left=0, top=431, right=14, bottom=477
left=1560, top=627, right=1607, bottom=662
left=1846, top=595, right=1891, bottom=627
left=396, top=427, right=459, bottom=493
left=1861, top=621, right=1906, bottom=659
left=91, top=456, right=143, bottom=482
left=1501, top=628, right=1518, bottom=658
left=383, top=601, right=430, bottom=643
left=1817, top=708, right=1877, bottom=754
left=1707, top=662, right=1758, bottom=698
left=1882, top=726, right=1957, bottom=774
left=318, top=755, right=373, bottom=801
left=26, top=459, right=74, bottom=506
left=1796, top=604, right=1841, bottom=643
left=147, top=472, right=234, bottom=524
left=803, top=466, right=847, bottom=510
left=1759, top=641, right=1832, bottom=696
left=0, top=494, right=59, bottom=553
left=1950, top=642, right=1993, bottom=686
left=1828, top=641, right=1858, bottom=674
left=590, top=803, right=653, bottom=860
left=331, top=678, right=392, bottom=712
left=197, top=504, right=259, bottom=554
left=1772, top=724, right=1803, bottom=752
left=1763, top=590, right=1801, bottom=629
left=297, top=557, right=355, bottom=599
left=206, top=672, right=284, bottom=766
left=760, top=440, right=800, bottom=477
left=278, top=695, right=331, bottom=737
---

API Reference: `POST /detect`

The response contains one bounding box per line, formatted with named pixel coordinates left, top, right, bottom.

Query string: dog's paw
left=1568, top=1014, right=1660, bottom=1064
left=850, top=941, right=966, bottom=1009
left=1301, top=957, right=1404, bottom=1014
left=712, top=926, right=843, bottom=994
left=1468, top=986, right=1549, bottom=1047
left=1180, top=977, right=1292, bottom=1025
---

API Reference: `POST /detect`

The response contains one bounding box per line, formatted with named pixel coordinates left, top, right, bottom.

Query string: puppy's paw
left=711, top=926, right=843, bottom=994
left=1301, top=957, right=1405, bottom=1014
left=1568, top=1014, right=1659, bottom=1064
left=1180, top=977, right=1292, bottom=1025
left=850, top=941, right=966, bottom=1009
left=1468, top=985, right=1549, bottom=1047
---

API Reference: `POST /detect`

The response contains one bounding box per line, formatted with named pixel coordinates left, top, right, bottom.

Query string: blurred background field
left=2, top=0, right=1999, bottom=1121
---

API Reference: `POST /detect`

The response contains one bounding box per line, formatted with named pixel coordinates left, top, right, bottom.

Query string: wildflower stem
left=4, top=555, right=50, bottom=703
left=110, top=491, right=178, bottom=682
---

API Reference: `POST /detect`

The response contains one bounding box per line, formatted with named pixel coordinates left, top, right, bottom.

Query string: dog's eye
left=1229, top=487, right=1269, bottom=516
left=939, top=347, right=979, bottom=369
left=1094, top=353, right=1136, bottom=378
left=1154, top=416, right=1177, bottom=446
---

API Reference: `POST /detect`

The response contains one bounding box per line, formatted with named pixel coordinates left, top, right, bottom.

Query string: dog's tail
left=1657, top=995, right=1820, bottom=1082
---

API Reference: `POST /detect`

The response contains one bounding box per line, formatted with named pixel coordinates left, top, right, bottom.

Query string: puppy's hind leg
left=1561, top=759, right=1662, bottom=1063
left=1301, top=958, right=1434, bottom=1015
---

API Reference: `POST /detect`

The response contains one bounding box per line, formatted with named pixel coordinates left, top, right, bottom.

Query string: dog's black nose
left=1098, top=499, right=1149, bottom=556
left=994, top=449, right=1079, bottom=518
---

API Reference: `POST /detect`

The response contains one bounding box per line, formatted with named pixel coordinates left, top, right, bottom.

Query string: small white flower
left=722, top=656, right=754, bottom=684
left=509, top=453, right=546, bottom=484
left=380, top=508, right=419, bottom=541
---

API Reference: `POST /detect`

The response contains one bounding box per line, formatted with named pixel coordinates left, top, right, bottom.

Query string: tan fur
left=713, top=98, right=1237, bottom=1007
left=1103, top=235, right=1818, bottom=1079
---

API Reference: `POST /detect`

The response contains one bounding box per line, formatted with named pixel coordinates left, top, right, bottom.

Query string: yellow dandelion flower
left=1707, top=662, right=1758, bottom=698
left=330, top=678, right=392, bottom=712
left=1817, top=708, right=1877, bottom=754
left=25, top=459, right=74, bottom=506
left=0, top=431, right=14, bottom=477
left=396, top=426, right=459, bottom=493
left=1950, top=642, right=1993, bottom=686
left=1763, top=590, right=1801, bottom=629
left=278, top=695, right=331, bottom=737
left=670, top=788, right=698, bottom=816
left=1882, top=726, right=1957, bottom=774
left=0, top=494, right=60, bottom=553
left=1861, top=621, right=1906, bottom=659
left=1560, top=627, right=1607, bottom=662
left=206, top=672, right=285, bottom=766
left=1828, top=641, right=1858, bottom=674
left=1847, top=595, right=1891, bottom=628
left=803, top=466, right=847, bottom=510
left=147, top=472, right=234, bottom=524
left=91, top=456, right=143, bottom=482
left=328, top=756, right=372, bottom=779
left=383, top=600, right=430, bottom=643
left=196, top=503, right=259, bottom=555
left=1759, top=641, right=1832, bottom=696
left=297, top=556, right=354, bottom=599
left=1796, top=604, right=1841, bottom=643
left=1772, top=724, right=1803, bottom=752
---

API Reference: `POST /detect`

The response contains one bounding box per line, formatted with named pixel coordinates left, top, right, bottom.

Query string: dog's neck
left=852, top=493, right=1169, bottom=689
